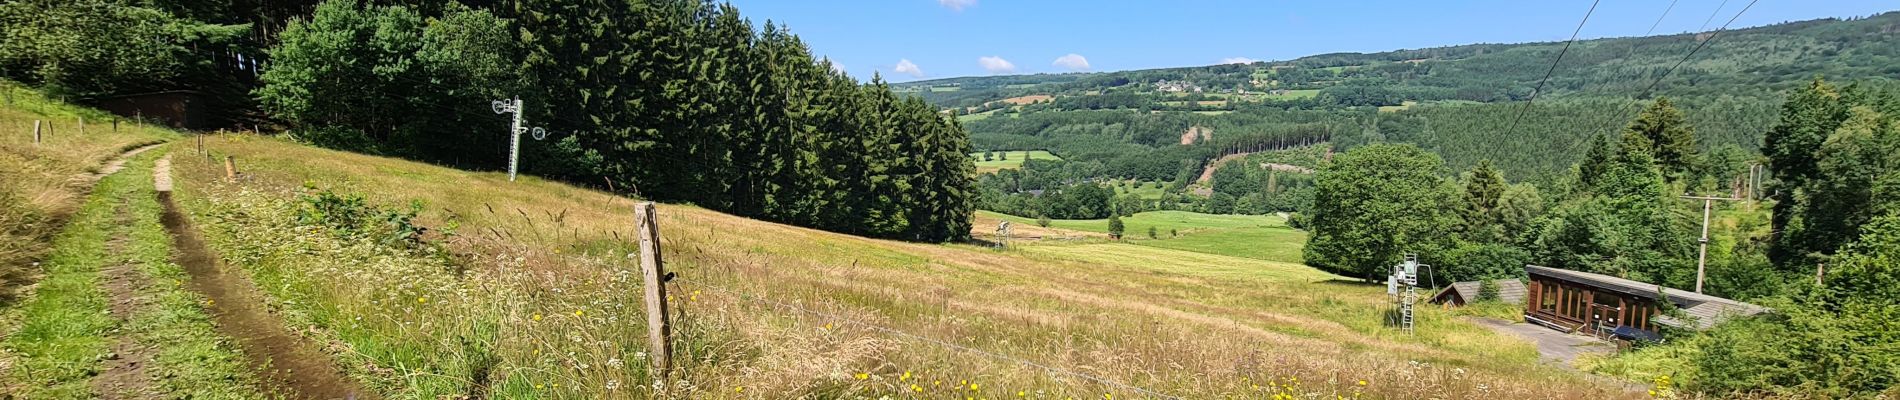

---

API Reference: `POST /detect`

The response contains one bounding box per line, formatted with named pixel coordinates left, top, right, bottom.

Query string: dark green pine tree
left=1786, top=106, right=1900, bottom=266
left=1577, top=133, right=1613, bottom=193
left=701, top=3, right=760, bottom=215
left=1623, top=97, right=1697, bottom=181
left=1461, top=159, right=1508, bottom=243
left=1763, top=77, right=1850, bottom=265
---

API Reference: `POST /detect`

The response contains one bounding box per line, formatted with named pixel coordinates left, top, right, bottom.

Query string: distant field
left=957, top=109, right=999, bottom=122
left=1379, top=100, right=1419, bottom=112
left=1113, top=182, right=1166, bottom=199
left=978, top=210, right=1305, bottom=263
left=1264, top=89, right=1321, bottom=100
left=998, top=94, right=1052, bottom=105
left=971, top=150, right=1060, bottom=173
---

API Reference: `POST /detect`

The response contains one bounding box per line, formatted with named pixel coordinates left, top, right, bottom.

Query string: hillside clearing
left=971, top=150, right=1061, bottom=174
left=153, top=134, right=1627, bottom=398
left=978, top=210, right=1307, bottom=264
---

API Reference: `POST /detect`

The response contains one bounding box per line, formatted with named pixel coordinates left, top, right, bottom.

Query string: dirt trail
left=155, top=166, right=371, bottom=399
left=92, top=198, right=157, bottom=399
left=89, top=143, right=162, bottom=180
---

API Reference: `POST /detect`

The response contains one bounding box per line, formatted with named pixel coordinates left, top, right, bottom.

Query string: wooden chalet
left=1524, top=265, right=1766, bottom=337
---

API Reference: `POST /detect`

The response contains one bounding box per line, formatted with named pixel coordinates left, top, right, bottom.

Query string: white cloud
left=1052, top=53, right=1091, bottom=72
left=831, top=62, right=846, bottom=74
left=893, top=59, right=925, bottom=78
left=1220, top=57, right=1260, bottom=65
left=978, top=56, right=1017, bottom=74
left=938, top=0, right=976, bottom=12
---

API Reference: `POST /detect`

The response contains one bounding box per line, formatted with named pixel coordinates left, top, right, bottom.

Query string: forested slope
left=930, top=12, right=1899, bottom=186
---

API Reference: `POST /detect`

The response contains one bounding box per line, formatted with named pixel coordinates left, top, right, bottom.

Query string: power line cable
left=1501, top=0, right=1601, bottom=139
left=1644, top=0, right=1682, bottom=35
left=1697, top=0, right=1732, bottom=33
left=1561, top=0, right=1759, bottom=155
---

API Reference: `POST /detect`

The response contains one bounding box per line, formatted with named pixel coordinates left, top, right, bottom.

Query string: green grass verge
left=2, top=151, right=264, bottom=399
left=1, top=162, right=125, bottom=398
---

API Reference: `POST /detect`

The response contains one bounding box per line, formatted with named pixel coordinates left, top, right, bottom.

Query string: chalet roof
left=1526, top=265, right=1768, bottom=330
left=1430, top=279, right=1526, bottom=304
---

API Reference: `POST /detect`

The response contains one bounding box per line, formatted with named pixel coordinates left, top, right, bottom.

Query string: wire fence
left=668, top=274, right=1183, bottom=400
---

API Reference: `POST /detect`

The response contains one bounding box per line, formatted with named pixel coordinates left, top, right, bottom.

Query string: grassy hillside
left=1, top=86, right=262, bottom=398
left=1, top=83, right=175, bottom=303
left=155, top=134, right=1629, bottom=398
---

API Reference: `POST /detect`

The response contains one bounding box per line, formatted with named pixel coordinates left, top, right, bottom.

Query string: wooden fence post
left=634, top=202, right=673, bottom=378
left=32, top=120, right=41, bottom=144
left=78, top=116, right=84, bottom=135
left=224, top=156, right=237, bottom=182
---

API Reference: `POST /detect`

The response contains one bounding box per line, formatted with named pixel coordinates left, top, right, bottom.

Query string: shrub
left=1147, top=226, right=1158, bottom=239
left=296, top=187, right=426, bottom=247
left=1035, top=215, right=1051, bottom=228
left=1107, top=214, right=1125, bottom=239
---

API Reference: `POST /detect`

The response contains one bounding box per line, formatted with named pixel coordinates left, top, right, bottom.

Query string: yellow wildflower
left=532, top=313, right=542, bottom=321
left=970, top=383, right=980, bottom=391
left=901, top=371, right=911, bottom=381
left=574, top=309, right=584, bottom=317
left=855, top=373, right=868, bottom=380
left=912, top=384, right=923, bottom=393
left=1357, top=380, right=1367, bottom=386
left=1018, top=391, right=1026, bottom=397
left=736, top=387, right=744, bottom=393
left=418, top=297, right=427, bottom=304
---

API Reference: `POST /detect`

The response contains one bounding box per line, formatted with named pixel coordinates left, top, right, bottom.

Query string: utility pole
left=1681, top=195, right=1741, bottom=293
left=492, top=97, right=548, bottom=182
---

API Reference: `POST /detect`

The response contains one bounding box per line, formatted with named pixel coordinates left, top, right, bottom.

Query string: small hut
left=1429, top=279, right=1526, bottom=307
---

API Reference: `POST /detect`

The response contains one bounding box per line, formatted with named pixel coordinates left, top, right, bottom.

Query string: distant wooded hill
left=908, top=12, right=1900, bottom=185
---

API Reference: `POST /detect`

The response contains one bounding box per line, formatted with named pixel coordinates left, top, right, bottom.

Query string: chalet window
left=1540, top=284, right=1557, bottom=311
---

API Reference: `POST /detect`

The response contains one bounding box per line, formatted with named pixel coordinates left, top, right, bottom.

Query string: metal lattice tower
left=1389, top=253, right=1424, bottom=334
left=493, top=97, right=549, bottom=182
left=996, top=221, right=1012, bottom=248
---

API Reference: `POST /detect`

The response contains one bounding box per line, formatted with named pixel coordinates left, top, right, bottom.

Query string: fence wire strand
left=670, top=275, right=1182, bottom=400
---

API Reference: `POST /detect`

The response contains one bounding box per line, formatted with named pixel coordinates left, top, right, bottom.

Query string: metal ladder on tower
left=1400, top=285, right=1416, bottom=333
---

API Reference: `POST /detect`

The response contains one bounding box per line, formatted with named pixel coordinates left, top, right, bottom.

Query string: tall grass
left=0, top=82, right=176, bottom=303
left=161, top=133, right=1641, bottom=398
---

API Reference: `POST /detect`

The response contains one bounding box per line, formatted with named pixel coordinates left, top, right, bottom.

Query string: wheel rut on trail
left=155, top=156, right=372, bottom=400
left=92, top=198, right=157, bottom=399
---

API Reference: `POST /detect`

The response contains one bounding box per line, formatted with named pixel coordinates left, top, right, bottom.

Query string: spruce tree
left=1764, top=77, right=1851, bottom=265
left=1624, top=97, right=1697, bottom=180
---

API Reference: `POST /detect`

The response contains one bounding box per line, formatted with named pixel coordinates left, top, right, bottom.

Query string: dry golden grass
left=0, top=83, right=176, bottom=303
left=167, top=133, right=1645, bottom=398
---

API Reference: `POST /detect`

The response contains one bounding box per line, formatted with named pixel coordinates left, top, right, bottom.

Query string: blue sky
left=724, top=0, right=1897, bottom=82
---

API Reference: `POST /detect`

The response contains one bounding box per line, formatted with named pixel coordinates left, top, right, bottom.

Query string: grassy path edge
left=0, top=148, right=269, bottom=399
